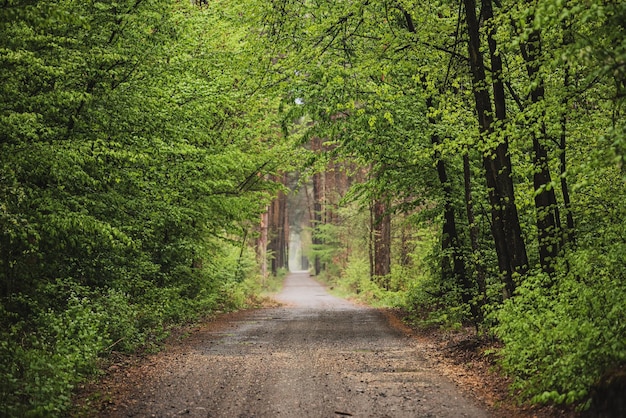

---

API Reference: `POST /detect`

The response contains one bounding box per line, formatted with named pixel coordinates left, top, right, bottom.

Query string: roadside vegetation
left=0, top=1, right=289, bottom=416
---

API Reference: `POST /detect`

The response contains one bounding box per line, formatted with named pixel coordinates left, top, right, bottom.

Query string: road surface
left=99, top=272, right=490, bottom=417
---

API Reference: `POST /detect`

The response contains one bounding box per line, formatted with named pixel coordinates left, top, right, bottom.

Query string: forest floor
left=72, top=272, right=579, bottom=418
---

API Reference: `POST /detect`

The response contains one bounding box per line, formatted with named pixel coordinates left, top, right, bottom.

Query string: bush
left=1, top=292, right=109, bottom=417
left=494, top=246, right=626, bottom=407
left=403, top=270, right=468, bottom=330
left=0, top=239, right=266, bottom=416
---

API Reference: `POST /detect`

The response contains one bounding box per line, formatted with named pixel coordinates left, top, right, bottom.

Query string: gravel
left=94, top=272, right=491, bottom=418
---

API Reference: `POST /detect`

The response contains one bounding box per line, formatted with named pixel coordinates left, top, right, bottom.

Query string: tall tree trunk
left=519, top=9, right=562, bottom=274
left=1, top=241, right=13, bottom=299
left=268, top=177, right=289, bottom=275
left=485, top=0, right=529, bottom=289
left=258, top=209, right=269, bottom=284
left=428, top=100, right=479, bottom=322
left=437, top=155, right=477, bottom=319
left=311, top=137, right=325, bottom=275
left=325, top=162, right=339, bottom=225
left=399, top=213, right=412, bottom=267
left=464, top=0, right=528, bottom=298
left=312, top=171, right=323, bottom=275
left=403, top=7, right=483, bottom=315
left=369, top=201, right=374, bottom=280
left=371, top=197, right=391, bottom=286
left=464, top=151, right=487, bottom=306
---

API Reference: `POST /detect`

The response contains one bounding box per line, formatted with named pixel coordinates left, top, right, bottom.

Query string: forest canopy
left=1, top=0, right=625, bottom=416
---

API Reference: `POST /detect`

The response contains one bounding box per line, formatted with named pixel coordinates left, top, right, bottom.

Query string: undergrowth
left=0, top=245, right=266, bottom=417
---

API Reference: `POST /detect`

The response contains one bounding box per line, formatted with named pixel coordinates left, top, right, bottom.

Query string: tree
left=462, top=0, right=528, bottom=298
left=371, top=196, right=391, bottom=281
left=268, top=174, right=289, bottom=275
left=0, top=0, right=290, bottom=414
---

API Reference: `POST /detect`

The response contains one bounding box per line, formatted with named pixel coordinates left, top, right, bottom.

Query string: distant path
left=99, top=272, right=490, bottom=417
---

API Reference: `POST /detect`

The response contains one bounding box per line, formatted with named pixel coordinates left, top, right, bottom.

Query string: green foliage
left=323, top=254, right=406, bottom=308
left=0, top=0, right=285, bottom=415
left=0, top=236, right=264, bottom=417
left=268, top=0, right=626, bottom=411
left=494, top=245, right=626, bottom=406
left=334, top=257, right=387, bottom=304
left=400, top=225, right=469, bottom=330
left=0, top=284, right=109, bottom=417
left=309, top=222, right=344, bottom=278
left=2, top=0, right=624, bottom=413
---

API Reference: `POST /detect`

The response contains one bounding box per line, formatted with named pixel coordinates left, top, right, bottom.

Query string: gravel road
left=99, top=272, right=491, bottom=417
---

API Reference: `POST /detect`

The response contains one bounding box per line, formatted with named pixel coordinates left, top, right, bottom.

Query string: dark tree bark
left=1, top=241, right=13, bottom=299
left=369, top=201, right=374, bottom=280
left=259, top=209, right=269, bottom=281
left=324, top=162, right=340, bottom=226
left=371, top=197, right=391, bottom=288
left=403, top=8, right=481, bottom=319
left=399, top=213, right=412, bottom=267
left=464, top=0, right=528, bottom=298
left=429, top=102, right=479, bottom=323
left=463, top=151, right=487, bottom=307
left=559, top=23, right=576, bottom=245
left=268, top=175, right=289, bottom=275
left=518, top=10, right=562, bottom=274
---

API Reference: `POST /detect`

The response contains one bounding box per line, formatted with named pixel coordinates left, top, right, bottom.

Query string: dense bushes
left=0, top=292, right=109, bottom=417
left=0, top=243, right=262, bottom=417
left=494, top=245, right=626, bottom=406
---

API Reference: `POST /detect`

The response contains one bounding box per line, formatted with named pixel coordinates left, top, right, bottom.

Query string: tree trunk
left=399, top=214, right=412, bottom=267
left=259, top=209, right=269, bottom=283
left=429, top=103, right=479, bottom=322
left=371, top=198, right=391, bottom=286
left=268, top=177, right=289, bottom=275
left=311, top=137, right=325, bottom=275
left=403, top=6, right=484, bottom=315
left=519, top=11, right=562, bottom=274
left=369, top=201, right=374, bottom=280
left=464, top=0, right=528, bottom=298
left=464, top=151, right=487, bottom=307
left=559, top=23, right=576, bottom=245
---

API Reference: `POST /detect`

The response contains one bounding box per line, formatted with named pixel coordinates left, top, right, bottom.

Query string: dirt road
left=98, top=272, right=490, bottom=417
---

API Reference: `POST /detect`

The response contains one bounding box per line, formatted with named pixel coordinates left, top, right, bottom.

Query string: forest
left=1, top=0, right=625, bottom=416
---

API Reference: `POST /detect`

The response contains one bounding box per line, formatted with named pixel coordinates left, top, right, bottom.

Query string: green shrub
left=325, top=257, right=404, bottom=307
left=337, top=257, right=370, bottom=294
left=0, top=239, right=266, bottom=417
left=97, top=288, right=143, bottom=352
left=494, top=246, right=626, bottom=407
left=403, top=270, right=468, bottom=330
left=1, top=292, right=109, bottom=417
